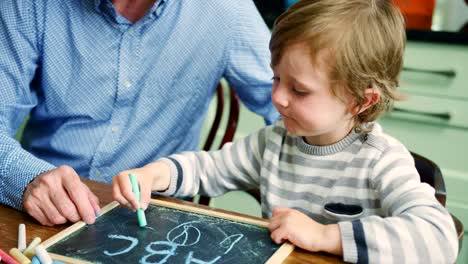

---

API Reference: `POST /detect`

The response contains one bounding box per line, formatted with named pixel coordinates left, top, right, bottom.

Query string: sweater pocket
left=323, top=202, right=363, bottom=221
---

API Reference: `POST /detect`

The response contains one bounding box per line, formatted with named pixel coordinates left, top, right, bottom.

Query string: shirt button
left=111, top=126, right=119, bottom=133
left=124, top=80, right=132, bottom=88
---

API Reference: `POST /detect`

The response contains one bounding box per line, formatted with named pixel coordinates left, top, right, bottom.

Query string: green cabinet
left=379, top=41, right=468, bottom=263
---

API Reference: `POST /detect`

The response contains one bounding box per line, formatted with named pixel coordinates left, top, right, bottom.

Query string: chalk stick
left=9, top=248, right=30, bottom=264
left=35, top=245, right=52, bottom=264
left=0, top=249, right=20, bottom=264
left=31, top=256, right=40, bottom=264
left=137, top=207, right=147, bottom=227
left=129, top=173, right=147, bottom=227
left=23, top=237, right=42, bottom=258
left=18, top=224, right=27, bottom=251
left=32, top=256, right=61, bottom=264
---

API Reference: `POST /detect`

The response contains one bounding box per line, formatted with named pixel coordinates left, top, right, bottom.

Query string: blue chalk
left=32, top=255, right=64, bottom=264
left=32, top=256, right=41, bottom=264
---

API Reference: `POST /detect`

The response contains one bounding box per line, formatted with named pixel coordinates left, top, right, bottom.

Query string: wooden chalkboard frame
left=41, top=199, right=295, bottom=264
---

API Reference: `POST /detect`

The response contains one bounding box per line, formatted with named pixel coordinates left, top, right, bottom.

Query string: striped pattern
left=161, top=121, right=458, bottom=263
left=0, top=0, right=279, bottom=210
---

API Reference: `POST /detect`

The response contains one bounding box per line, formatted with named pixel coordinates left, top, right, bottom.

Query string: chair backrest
left=202, top=82, right=240, bottom=151
left=198, top=82, right=240, bottom=205
left=410, top=151, right=447, bottom=206
left=410, top=152, right=463, bottom=253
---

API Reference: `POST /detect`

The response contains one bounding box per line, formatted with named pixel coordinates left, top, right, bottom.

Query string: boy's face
left=271, top=43, right=355, bottom=146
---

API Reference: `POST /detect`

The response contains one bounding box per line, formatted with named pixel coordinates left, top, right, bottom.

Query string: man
left=0, top=0, right=278, bottom=226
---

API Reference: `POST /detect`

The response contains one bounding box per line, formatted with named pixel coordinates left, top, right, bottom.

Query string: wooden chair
left=198, top=82, right=240, bottom=205
left=411, top=151, right=447, bottom=206
left=202, top=82, right=240, bottom=151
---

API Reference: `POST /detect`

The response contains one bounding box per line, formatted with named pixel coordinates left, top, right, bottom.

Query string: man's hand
left=22, top=165, right=101, bottom=226
left=268, top=207, right=343, bottom=255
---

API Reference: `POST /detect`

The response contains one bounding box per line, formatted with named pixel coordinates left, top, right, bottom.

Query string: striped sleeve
left=159, top=125, right=272, bottom=198
left=339, top=146, right=458, bottom=263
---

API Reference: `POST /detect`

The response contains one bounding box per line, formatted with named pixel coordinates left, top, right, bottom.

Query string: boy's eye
left=272, top=76, right=280, bottom=82
left=293, top=88, right=308, bottom=96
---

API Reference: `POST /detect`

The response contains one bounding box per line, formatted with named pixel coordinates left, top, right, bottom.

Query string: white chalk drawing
left=185, top=251, right=221, bottom=264
left=141, top=241, right=177, bottom=264
left=103, top=234, right=139, bottom=256
left=219, top=234, right=244, bottom=255
left=167, top=221, right=201, bottom=246
left=103, top=221, right=245, bottom=263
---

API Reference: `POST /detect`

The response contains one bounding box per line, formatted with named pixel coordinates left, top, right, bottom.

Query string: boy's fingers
left=139, top=182, right=152, bottom=210
left=120, top=174, right=141, bottom=210
left=268, top=217, right=281, bottom=231
left=121, top=186, right=139, bottom=210
left=270, top=227, right=288, bottom=244
left=272, top=207, right=289, bottom=216
left=113, top=192, right=133, bottom=211
left=112, top=178, right=133, bottom=210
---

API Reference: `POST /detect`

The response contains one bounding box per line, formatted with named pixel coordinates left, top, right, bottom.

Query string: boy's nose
left=272, top=86, right=289, bottom=108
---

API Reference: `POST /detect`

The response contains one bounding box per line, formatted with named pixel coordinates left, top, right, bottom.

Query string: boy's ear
left=353, top=88, right=380, bottom=115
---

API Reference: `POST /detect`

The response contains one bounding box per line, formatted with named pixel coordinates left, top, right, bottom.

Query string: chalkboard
left=42, top=200, right=294, bottom=264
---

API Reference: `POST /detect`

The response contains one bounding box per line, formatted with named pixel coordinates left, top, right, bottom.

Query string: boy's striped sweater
left=160, top=121, right=458, bottom=263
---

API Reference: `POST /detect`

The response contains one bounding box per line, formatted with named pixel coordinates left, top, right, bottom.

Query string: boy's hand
left=112, top=161, right=171, bottom=212
left=268, top=207, right=342, bottom=255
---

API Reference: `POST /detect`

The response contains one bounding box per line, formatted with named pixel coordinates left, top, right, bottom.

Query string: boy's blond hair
left=270, top=0, right=406, bottom=131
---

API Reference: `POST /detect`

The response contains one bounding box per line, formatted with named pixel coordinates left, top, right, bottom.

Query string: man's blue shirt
left=0, top=0, right=278, bottom=209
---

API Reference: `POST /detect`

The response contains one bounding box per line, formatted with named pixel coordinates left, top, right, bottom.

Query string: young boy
left=112, top=0, right=458, bottom=262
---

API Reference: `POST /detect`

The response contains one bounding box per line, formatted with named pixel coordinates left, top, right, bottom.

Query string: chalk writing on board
left=167, top=221, right=201, bottom=246
left=47, top=205, right=280, bottom=263
left=103, top=235, right=138, bottom=256
left=219, top=234, right=244, bottom=254
left=103, top=221, right=244, bottom=264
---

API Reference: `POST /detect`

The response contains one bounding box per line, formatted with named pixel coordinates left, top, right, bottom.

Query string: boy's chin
left=282, top=119, right=319, bottom=137
left=284, top=125, right=305, bottom=137
left=284, top=125, right=323, bottom=139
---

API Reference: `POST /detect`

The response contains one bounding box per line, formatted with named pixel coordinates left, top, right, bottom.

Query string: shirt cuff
left=0, top=148, right=55, bottom=210
left=156, top=157, right=180, bottom=196
left=339, top=221, right=358, bottom=263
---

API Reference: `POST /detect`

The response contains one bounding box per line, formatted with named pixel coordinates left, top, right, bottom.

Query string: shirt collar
left=94, top=0, right=168, bottom=20
left=295, top=128, right=364, bottom=156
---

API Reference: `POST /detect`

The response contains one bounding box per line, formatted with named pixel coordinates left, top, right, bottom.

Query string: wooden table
left=0, top=179, right=342, bottom=263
